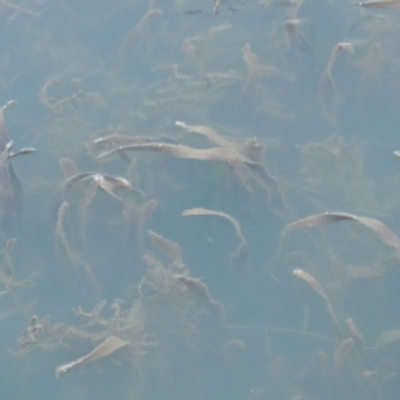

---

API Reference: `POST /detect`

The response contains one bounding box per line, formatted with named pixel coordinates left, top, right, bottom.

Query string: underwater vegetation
left=0, top=0, right=400, bottom=399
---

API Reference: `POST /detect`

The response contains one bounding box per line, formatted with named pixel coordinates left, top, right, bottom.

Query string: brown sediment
left=182, top=207, right=251, bottom=271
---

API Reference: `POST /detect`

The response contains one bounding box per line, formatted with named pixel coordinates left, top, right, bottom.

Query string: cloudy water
left=0, top=0, right=400, bottom=399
